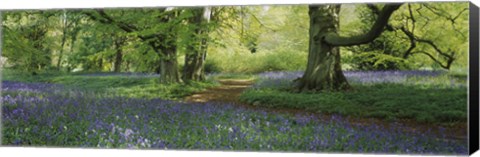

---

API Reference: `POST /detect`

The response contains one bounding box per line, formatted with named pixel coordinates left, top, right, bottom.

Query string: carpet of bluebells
left=253, top=70, right=466, bottom=89
left=1, top=71, right=468, bottom=155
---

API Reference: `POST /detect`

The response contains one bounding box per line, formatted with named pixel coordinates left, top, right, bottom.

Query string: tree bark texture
left=295, top=5, right=350, bottom=91
left=159, top=46, right=181, bottom=84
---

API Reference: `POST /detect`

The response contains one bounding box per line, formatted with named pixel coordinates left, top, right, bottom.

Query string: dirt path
left=184, top=79, right=254, bottom=103
left=183, top=79, right=467, bottom=141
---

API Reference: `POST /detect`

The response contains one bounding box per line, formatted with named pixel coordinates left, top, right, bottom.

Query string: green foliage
left=2, top=11, right=55, bottom=72
left=207, top=49, right=307, bottom=73
left=2, top=3, right=469, bottom=75
left=344, top=51, right=411, bottom=70
left=206, top=5, right=308, bottom=74
left=240, top=83, right=467, bottom=124
left=340, top=2, right=469, bottom=70
left=203, top=59, right=221, bottom=73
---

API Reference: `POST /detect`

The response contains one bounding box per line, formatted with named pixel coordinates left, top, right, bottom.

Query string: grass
left=1, top=69, right=218, bottom=100
left=240, top=71, right=468, bottom=124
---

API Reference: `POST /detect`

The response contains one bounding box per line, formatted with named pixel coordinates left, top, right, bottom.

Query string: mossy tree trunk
left=295, top=4, right=402, bottom=91
left=295, top=5, right=349, bottom=91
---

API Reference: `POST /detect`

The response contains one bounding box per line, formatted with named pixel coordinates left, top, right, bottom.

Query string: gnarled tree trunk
left=295, top=4, right=402, bottom=92
left=295, top=5, right=350, bottom=91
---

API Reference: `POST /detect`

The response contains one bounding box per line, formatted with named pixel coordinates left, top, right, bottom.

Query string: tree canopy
left=1, top=2, right=469, bottom=84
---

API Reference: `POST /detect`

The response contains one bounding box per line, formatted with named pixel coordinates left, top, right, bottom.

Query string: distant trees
left=56, top=10, right=84, bottom=71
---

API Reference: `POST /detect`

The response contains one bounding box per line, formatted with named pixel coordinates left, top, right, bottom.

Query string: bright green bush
left=344, top=51, right=411, bottom=70
left=207, top=49, right=307, bottom=74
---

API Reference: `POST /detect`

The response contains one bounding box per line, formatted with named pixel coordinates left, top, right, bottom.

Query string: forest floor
left=184, top=79, right=254, bottom=103
left=184, top=78, right=467, bottom=142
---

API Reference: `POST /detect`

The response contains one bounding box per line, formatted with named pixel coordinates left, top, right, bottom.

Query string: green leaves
left=342, top=2, right=468, bottom=70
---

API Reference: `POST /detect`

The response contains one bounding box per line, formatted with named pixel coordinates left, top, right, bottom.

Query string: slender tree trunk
left=295, top=5, right=350, bottom=91
left=113, top=46, right=123, bottom=72
left=57, top=28, right=67, bottom=70
left=67, top=32, right=78, bottom=72
left=183, top=7, right=210, bottom=82
left=113, top=37, right=125, bottom=72
left=97, top=58, right=103, bottom=71
left=125, top=61, right=130, bottom=72
left=57, top=11, right=68, bottom=70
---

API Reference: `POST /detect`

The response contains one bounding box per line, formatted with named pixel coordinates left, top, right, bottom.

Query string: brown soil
left=184, top=79, right=254, bottom=103
left=183, top=79, right=467, bottom=142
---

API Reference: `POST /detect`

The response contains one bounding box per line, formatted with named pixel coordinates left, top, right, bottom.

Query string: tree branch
left=413, top=50, right=453, bottom=69
left=416, top=38, right=455, bottom=60
left=366, top=4, right=395, bottom=31
left=83, top=9, right=160, bottom=41
left=84, top=10, right=170, bottom=55
left=423, top=4, right=468, bottom=24
left=324, top=3, right=403, bottom=46
left=399, top=27, right=416, bottom=58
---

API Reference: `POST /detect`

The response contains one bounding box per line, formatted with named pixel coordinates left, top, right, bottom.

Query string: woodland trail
left=184, top=79, right=254, bottom=103
left=183, top=78, right=467, bottom=142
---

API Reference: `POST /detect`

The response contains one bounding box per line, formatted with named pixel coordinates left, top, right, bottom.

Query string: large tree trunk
left=295, top=4, right=402, bottom=92
left=295, top=5, right=350, bottom=91
left=183, top=7, right=210, bottom=82
left=159, top=47, right=181, bottom=84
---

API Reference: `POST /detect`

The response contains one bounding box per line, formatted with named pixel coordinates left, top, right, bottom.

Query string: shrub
left=345, top=51, right=411, bottom=70
left=203, top=59, right=221, bottom=74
